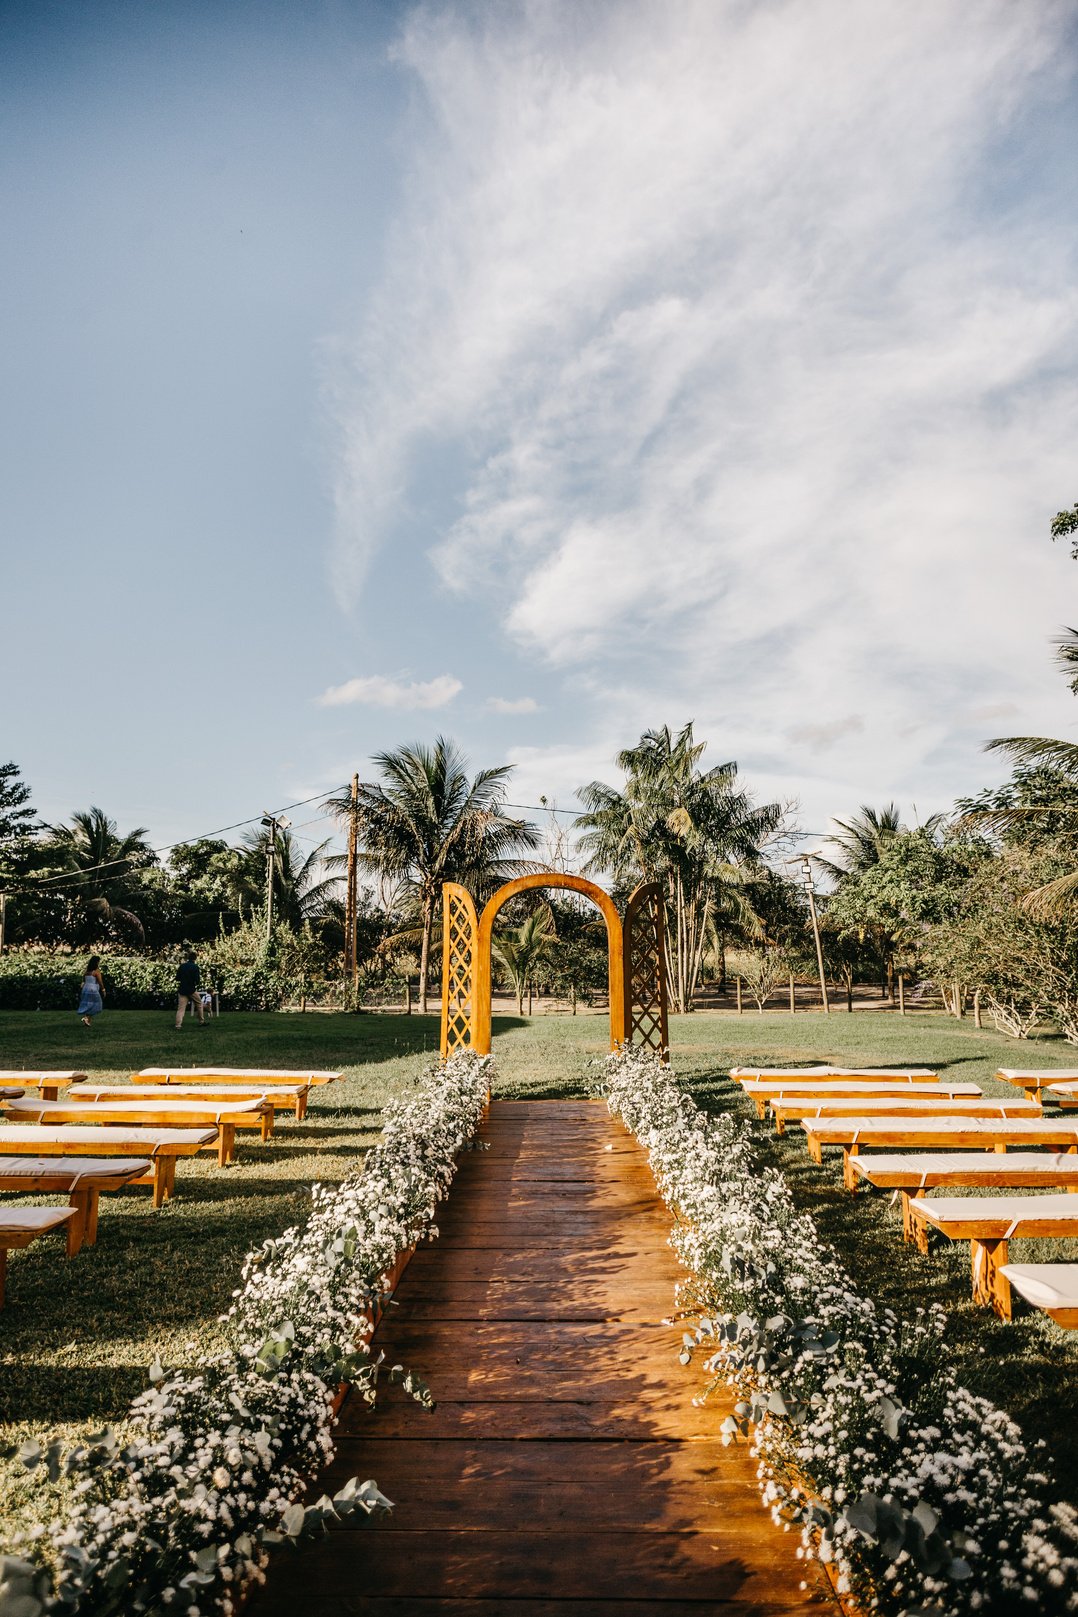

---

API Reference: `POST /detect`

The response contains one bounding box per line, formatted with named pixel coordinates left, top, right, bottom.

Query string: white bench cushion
left=998, top=1264, right=1078, bottom=1310
left=909, top=1193, right=1078, bottom=1228
left=0, top=1207, right=78, bottom=1236
left=848, top=1152, right=1078, bottom=1186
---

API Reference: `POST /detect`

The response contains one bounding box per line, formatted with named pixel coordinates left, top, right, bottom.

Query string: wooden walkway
left=252, top=1099, right=833, bottom=1615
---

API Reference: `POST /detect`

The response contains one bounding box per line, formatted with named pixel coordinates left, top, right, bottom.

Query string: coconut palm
left=231, top=827, right=341, bottom=931
left=494, top=907, right=556, bottom=1015
left=44, top=806, right=156, bottom=940
left=963, top=631, right=1078, bottom=917
left=812, top=804, right=905, bottom=884
left=326, top=738, right=539, bottom=1012
left=575, top=723, right=781, bottom=1012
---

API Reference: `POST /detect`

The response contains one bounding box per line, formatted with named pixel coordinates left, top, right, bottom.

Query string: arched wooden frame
left=473, top=873, right=626, bottom=1056
left=439, top=871, right=669, bottom=1061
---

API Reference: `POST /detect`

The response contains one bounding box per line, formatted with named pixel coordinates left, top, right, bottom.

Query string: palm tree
left=575, top=723, right=781, bottom=1012
left=494, top=907, right=555, bottom=1014
left=44, top=806, right=156, bottom=941
left=812, top=804, right=904, bottom=883
left=326, top=738, right=539, bottom=1012
left=232, top=827, right=341, bottom=932
left=964, top=632, right=1078, bottom=917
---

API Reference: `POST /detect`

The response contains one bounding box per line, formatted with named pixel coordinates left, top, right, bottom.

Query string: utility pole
left=345, top=773, right=359, bottom=987
left=801, top=856, right=830, bottom=1015
left=0, top=892, right=6, bottom=955
left=260, top=813, right=291, bottom=947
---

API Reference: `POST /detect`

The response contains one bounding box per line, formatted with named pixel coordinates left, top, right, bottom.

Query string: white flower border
left=597, top=1046, right=1078, bottom=1617
left=1, top=1050, right=492, bottom=1617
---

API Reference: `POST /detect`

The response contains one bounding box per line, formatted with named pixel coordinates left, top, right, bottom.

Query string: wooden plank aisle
left=251, top=1099, right=834, bottom=1615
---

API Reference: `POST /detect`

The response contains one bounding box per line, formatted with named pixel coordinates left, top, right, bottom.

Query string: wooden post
left=898, top=973, right=905, bottom=1016
left=846, top=977, right=853, bottom=1013
left=736, top=976, right=743, bottom=1015
left=789, top=973, right=795, bottom=1014
left=973, top=988, right=982, bottom=1029
left=345, top=773, right=359, bottom=987
left=954, top=979, right=963, bottom=1019
left=404, top=978, right=412, bottom=1015
left=0, top=892, right=6, bottom=954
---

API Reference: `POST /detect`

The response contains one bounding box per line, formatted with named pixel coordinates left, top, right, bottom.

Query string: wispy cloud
left=316, top=673, right=462, bottom=710
left=328, top=0, right=1078, bottom=822
left=487, top=695, right=539, bottom=714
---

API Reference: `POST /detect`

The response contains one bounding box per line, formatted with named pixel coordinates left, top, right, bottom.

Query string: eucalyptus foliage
left=597, top=1047, right=1078, bottom=1615
left=1, top=1050, right=492, bottom=1617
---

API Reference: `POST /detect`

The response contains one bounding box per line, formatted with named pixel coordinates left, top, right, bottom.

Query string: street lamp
left=786, top=853, right=830, bottom=1015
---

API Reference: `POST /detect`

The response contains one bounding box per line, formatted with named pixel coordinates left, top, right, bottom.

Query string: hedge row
left=0, top=951, right=284, bottom=1012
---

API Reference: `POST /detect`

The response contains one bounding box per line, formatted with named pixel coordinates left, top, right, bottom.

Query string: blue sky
left=3, top=0, right=1078, bottom=863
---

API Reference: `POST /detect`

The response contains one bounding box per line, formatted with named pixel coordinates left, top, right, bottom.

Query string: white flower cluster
left=1, top=1050, right=492, bottom=1617
left=597, top=1046, right=1078, bottom=1617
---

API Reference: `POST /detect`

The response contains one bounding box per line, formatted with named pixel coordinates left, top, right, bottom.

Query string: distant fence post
left=898, top=974, right=905, bottom=1016
left=736, top=976, right=743, bottom=1015
left=789, top=973, right=795, bottom=1014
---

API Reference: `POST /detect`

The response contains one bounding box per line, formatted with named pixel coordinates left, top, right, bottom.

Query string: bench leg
left=296, top=1093, right=307, bottom=1121
left=67, top=1190, right=92, bottom=1255
left=910, top=1208, right=930, bottom=1256
left=42, top=1084, right=59, bottom=1101
left=754, top=1098, right=766, bottom=1119
left=153, top=1160, right=168, bottom=1209
left=0, top=1247, right=5, bottom=1309
left=971, top=1238, right=1011, bottom=1319
left=260, top=1111, right=273, bottom=1143
left=218, top=1125, right=235, bottom=1167
left=901, top=1191, right=914, bottom=1243
left=807, top=1137, right=823, bottom=1165
left=774, top=1113, right=786, bottom=1135
left=842, top=1149, right=861, bottom=1191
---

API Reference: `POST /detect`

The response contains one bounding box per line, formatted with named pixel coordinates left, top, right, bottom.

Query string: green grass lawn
left=0, top=1004, right=1076, bottom=1532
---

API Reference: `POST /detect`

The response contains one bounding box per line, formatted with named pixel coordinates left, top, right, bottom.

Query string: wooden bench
left=769, top=1094, right=1035, bottom=1136
left=998, top=1263, right=1078, bottom=1328
left=997, top=1069, right=1078, bottom=1104
left=731, top=1065, right=937, bottom=1085
left=0, top=1156, right=151, bottom=1254
left=0, top=1126, right=216, bottom=1206
left=1048, top=1082, right=1078, bottom=1112
left=906, top=1193, right=1078, bottom=1319
left=740, top=1078, right=981, bottom=1119
left=0, top=1071, right=87, bottom=1101
left=0, top=1207, right=79, bottom=1307
left=80, top=1082, right=309, bottom=1121
left=2, top=1096, right=273, bottom=1166
left=133, top=1068, right=342, bottom=1122
left=844, top=1150, right=1078, bottom=1240
left=796, top=1115, right=1078, bottom=1188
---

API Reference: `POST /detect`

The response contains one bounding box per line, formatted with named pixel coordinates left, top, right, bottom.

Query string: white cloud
left=328, top=0, right=1078, bottom=821
left=790, top=716, right=865, bottom=750
left=316, top=673, right=462, bottom=710
left=486, top=695, right=539, bottom=714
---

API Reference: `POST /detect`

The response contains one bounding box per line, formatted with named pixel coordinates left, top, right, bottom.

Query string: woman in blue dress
left=77, top=956, right=105, bottom=1027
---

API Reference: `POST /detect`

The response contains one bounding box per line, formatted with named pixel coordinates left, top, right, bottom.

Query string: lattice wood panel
left=440, top=884, right=478, bottom=1058
left=625, top=883, right=669, bottom=1062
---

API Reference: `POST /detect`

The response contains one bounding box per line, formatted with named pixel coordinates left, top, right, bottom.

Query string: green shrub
left=0, top=950, right=284, bottom=1012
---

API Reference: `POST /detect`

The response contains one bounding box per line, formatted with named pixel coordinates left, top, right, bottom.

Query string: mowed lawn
left=1, top=1004, right=1077, bottom=1527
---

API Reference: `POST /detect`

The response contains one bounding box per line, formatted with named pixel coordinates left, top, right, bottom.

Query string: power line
left=17, top=785, right=351, bottom=891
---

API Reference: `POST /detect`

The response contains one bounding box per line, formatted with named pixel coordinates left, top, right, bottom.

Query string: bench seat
left=998, top=1263, right=1078, bottom=1327
left=0, top=1071, right=86, bottom=1100
left=0, top=1126, right=215, bottom=1206
left=769, top=1094, right=1031, bottom=1135
left=740, top=1079, right=981, bottom=1119
left=0, top=1207, right=79, bottom=1306
left=2, top=1096, right=273, bottom=1164
left=731, top=1065, right=937, bottom=1084
left=997, top=1069, right=1078, bottom=1102
left=0, top=1156, right=151, bottom=1253
left=79, top=1082, right=309, bottom=1121
left=799, top=1115, right=1078, bottom=1180
left=1048, top=1082, right=1078, bottom=1111
left=134, top=1066, right=341, bottom=1084
left=908, top=1193, right=1078, bottom=1319
left=844, top=1150, right=1078, bottom=1238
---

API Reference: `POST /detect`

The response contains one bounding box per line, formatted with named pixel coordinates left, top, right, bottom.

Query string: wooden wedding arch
left=439, top=871, right=669, bottom=1060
